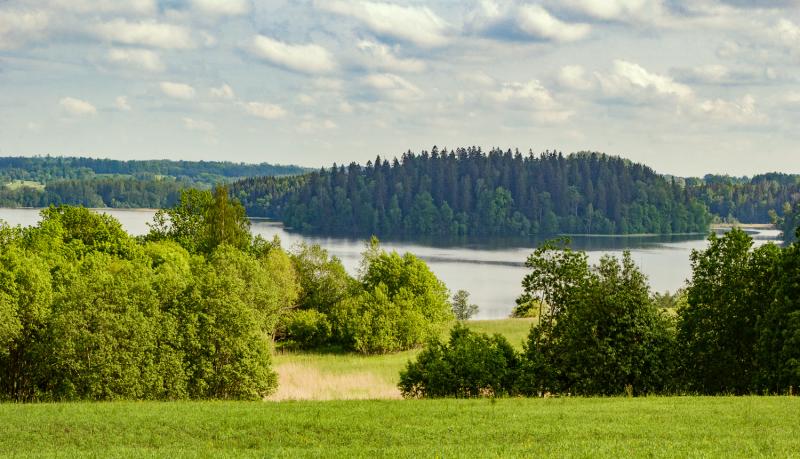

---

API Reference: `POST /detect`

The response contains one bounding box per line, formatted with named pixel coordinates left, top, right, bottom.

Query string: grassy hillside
left=270, top=319, right=535, bottom=401
left=2, top=397, right=798, bottom=457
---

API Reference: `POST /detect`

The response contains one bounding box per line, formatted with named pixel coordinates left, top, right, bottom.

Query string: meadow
left=1, top=397, right=798, bottom=458
left=270, top=318, right=535, bottom=400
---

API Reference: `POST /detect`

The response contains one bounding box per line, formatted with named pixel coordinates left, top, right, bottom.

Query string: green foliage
left=339, top=245, right=452, bottom=354
left=279, top=239, right=453, bottom=354
left=0, top=205, right=297, bottom=401
left=236, top=148, right=712, bottom=238
left=451, top=289, right=478, bottom=321
left=777, top=202, right=800, bottom=243
left=290, top=243, right=353, bottom=317
left=147, top=186, right=251, bottom=254
left=281, top=310, right=332, bottom=349
left=516, top=242, right=676, bottom=396
left=676, top=229, right=780, bottom=394
left=399, top=324, right=520, bottom=398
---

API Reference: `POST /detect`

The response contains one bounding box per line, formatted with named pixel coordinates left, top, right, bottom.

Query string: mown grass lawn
left=1, top=397, right=798, bottom=458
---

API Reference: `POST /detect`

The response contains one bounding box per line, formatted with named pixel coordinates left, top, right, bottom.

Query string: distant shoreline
left=711, top=223, right=776, bottom=230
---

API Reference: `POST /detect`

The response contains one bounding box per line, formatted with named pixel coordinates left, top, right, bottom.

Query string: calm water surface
left=1, top=208, right=782, bottom=319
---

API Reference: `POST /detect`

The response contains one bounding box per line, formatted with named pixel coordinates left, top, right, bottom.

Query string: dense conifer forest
left=233, top=147, right=712, bottom=238
left=687, top=173, right=800, bottom=224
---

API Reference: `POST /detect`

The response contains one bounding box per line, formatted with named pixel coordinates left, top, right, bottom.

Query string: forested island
left=0, top=156, right=306, bottom=209
left=233, top=147, right=800, bottom=239
left=233, top=148, right=712, bottom=237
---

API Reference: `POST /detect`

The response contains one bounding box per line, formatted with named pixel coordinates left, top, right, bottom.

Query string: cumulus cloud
left=469, top=2, right=591, bottom=42
left=160, top=82, right=196, bottom=100
left=183, top=117, right=215, bottom=132
left=363, top=73, right=424, bottom=100
left=356, top=40, right=426, bottom=73
left=243, top=101, right=287, bottom=120
left=489, top=80, right=573, bottom=122
left=210, top=83, right=235, bottom=100
left=107, top=48, right=164, bottom=72
left=93, top=20, right=194, bottom=49
left=558, top=65, right=595, bottom=91
left=189, top=0, right=250, bottom=16
left=0, top=10, right=50, bottom=50
left=516, top=5, right=591, bottom=42
left=59, top=97, right=96, bottom=116
left=115, top=96, right=132, bottom=111
left=553, top=0, right=664, bottom=23
left=318, top=0, right=451, bottom=47
left=697, top=94, right=766, bottom=124
left=593, top=60, right=765, bottom=124
left=250, top=35, right=335, bottom=74
left=597, top=59, right=693, bottom=101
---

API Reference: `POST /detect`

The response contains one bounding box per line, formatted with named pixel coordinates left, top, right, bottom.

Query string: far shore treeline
left=0, top=156, right=307, bottom=209
left=2, top=149, right=799, bottom=242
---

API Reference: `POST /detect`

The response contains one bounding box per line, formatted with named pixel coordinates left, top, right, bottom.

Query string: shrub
left=282, top=309, right=332, bottom=349
left=399, top=325, right=520, bottom=398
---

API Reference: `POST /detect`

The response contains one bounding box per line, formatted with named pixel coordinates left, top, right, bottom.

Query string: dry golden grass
left=268, top=362, right=402, bottom=401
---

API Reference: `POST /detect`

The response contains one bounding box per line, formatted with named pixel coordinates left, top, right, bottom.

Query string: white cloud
left=298, top=118, right=338, bottom=133
left=44, top=0, right=157, bottom=15
left=468, top=2, right=590, bottom=43
left=93, top=20, right=194, bottom=49
left=772, top=18, right=800, bottom=48
left=516, top=5, right=591, bottom=42
left=107, top=48, right=164, bottom=72
left=554, top=0, right=663, bottom=23
left=318, top=0, right=451, bottom=47
left=363, top=73, right=424, bottom=100
left=598, top=59, right=693, bottom=100
left=189, top=0, right=250, bottom=16
left=183, top=117, right=215, bottom=132
left=59, top=97, right=96, bottom=116
left=298, top=94, right=315, bottom=105
left=115, top=96, right=132, bottom=111
left=160, top=82, right=196, bottom=100
left=210, top=83, right=235, bottom=100
left=250, top=35, right=335, bottom=74
left=558, top=65, right=595, bottom=91
left=0, top=10, right=50, bottom=50
left=243, top=101, right=287, bottom=120
left=697, top=94, right=766, bottom=124
left=357, top=40, right=426, bottom=73
left=489, top=80, right=573, bottom=122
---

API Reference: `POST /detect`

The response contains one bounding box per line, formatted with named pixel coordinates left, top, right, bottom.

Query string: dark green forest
left=0, top=156, right=306, bottom=209
left=0, top=156, right=306, bottom=184
left=687, top=173, right=800, bottom=224
left=233, top=148, right=712, bottom=238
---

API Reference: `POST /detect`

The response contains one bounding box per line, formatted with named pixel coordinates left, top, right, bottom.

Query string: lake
left=0, top=208, right=782, bottom=319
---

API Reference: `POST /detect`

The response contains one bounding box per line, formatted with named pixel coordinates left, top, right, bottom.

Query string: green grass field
left=270, top=319, right=535, bottom=400
left=1, top=397, right=798, bottom=458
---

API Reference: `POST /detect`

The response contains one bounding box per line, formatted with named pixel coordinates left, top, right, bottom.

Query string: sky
left=1, top=0, right=799, bottom=177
